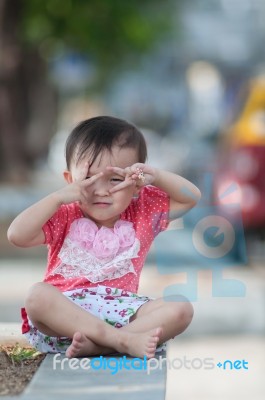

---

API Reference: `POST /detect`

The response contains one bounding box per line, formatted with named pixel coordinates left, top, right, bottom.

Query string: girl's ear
left=63, top=170, right=73, bottom=183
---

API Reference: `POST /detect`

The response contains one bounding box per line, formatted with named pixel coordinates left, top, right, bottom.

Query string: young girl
left=8, top=116, right=201, bottom=359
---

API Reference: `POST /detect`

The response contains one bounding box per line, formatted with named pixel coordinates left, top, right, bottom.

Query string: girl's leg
left=25, top=282, right=162, bottom=359
left=127, top=295, right=194, bottom=341
left=67, top=295, right=193, bottom=357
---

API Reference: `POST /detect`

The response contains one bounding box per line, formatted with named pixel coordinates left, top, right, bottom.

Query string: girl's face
left=64, top=146, right=140, bottom=227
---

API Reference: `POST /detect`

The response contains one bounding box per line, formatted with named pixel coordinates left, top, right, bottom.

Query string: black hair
left=65, top=116, right=147, bottom=169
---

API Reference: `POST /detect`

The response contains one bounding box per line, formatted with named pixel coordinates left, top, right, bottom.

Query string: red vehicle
left=215, top=76, right=265, bottom=232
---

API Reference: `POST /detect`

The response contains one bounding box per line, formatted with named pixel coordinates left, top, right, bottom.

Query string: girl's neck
left=82, top=212, right=121, bottom=229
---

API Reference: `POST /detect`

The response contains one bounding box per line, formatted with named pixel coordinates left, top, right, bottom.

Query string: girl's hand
left=107, top=163, right=158, bottom=193
left=56, top=162, right=103, bottom=205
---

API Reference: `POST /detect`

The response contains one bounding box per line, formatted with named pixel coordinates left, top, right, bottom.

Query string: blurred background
left=1, top=0, right=265, bottom=399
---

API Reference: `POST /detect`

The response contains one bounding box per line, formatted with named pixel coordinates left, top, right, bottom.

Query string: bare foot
left=66, top=328, right=163, bottom=359
left=119, top=327, right=162, bottom=359
left=66, top=332, right=113, bottom=358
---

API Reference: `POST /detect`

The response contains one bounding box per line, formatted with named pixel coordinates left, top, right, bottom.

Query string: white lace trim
left=52, top=237, right=140, bottom=283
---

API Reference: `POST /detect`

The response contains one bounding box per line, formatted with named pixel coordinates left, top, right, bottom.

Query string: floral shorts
left=22, top=285, right=166, bottom=354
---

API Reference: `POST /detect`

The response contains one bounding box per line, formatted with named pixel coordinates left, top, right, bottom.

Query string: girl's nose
left=93, top=180, right=110, bottom=196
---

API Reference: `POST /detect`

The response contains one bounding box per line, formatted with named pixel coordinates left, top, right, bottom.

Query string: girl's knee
left=25, top=282, right=53, bottom=314
left=180, top=300, right=194, bottom=325
left=166, top=295, right=194, bottom=325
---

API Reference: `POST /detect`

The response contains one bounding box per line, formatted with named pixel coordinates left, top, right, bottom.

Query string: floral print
left=22, top=285, right=169, bottom=354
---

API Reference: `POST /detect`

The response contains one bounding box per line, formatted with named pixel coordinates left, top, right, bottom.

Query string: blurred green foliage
left=21, top=0, right=175, bottom=68
left=0, top=0, right=177, bottom=182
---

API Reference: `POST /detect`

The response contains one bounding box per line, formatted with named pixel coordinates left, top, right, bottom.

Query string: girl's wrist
left=151, top=168, right=161, bottom=186
left=50, top=191, right=65, bottom=208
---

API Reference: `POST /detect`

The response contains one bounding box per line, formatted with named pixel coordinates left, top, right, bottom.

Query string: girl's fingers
left=106, top=166, right=127, bottom=177
left=109, top=179, right=135, bottom=193
left=82, top=171, right=104, bottom=185
left=107, top=165, right=141, bottom=180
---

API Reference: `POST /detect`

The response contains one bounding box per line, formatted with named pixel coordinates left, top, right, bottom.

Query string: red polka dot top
left=42, top=186, right=170, bottom=293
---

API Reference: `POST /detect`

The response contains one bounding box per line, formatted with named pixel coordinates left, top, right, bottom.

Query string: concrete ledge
left=21, top=352, right=167, bottom=400
left=0, top=323, right=29, bottom=347
left=0, top=323, right=167, bottom=399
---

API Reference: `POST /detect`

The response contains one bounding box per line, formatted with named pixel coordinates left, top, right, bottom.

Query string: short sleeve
left=125, top=185, right=170, bottom=237
left=42, top=203, right=83, bottom=245
left=141, top=186, right=170, bottom=235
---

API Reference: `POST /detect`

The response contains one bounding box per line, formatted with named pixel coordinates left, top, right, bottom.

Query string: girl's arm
left=152, top=169, right=201, bottom=219
left=108, top=164, right=201, bottom=219
left=7, top=192, right=63, bottom=247
left=8, top=170, right=103, bottom=248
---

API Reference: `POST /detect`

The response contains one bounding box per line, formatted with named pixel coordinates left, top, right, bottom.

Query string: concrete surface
left=166, top=335, right=265, bottom=400
left=20, top=352, right=167, bottom=400
left=0, top=323, right=28, bottom=346
left=1, top=257, right=265, bottom=399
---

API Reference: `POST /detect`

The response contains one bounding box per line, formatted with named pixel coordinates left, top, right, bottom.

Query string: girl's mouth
left=93, top=202, right=111, bottom=208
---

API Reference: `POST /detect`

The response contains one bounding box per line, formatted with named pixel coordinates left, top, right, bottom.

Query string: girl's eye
left=111, top=178, right=123, bottom=184
left=85, top=176, right=91, bottom=180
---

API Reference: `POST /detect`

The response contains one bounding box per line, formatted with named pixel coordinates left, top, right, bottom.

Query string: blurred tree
left=0, top=0, right=175, bottom=182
